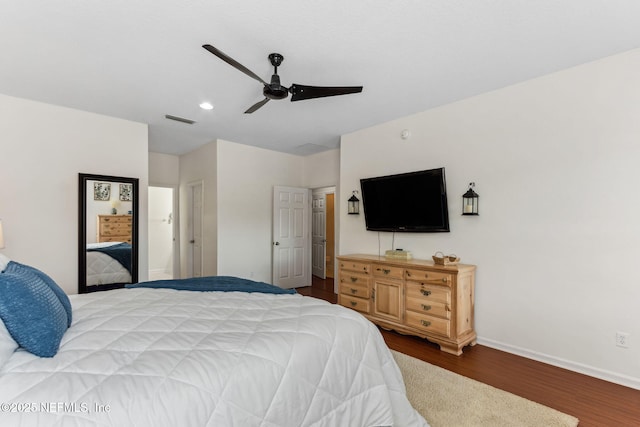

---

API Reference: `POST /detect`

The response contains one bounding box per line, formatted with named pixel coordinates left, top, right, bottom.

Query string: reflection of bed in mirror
left=86, top=242, right=132, bottom=286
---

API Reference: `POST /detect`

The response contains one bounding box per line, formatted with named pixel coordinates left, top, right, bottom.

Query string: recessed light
left=199, top=102, right=214, bottom=110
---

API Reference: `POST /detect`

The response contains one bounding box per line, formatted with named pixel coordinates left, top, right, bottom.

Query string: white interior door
left=272, top=186, right=311, bottom=288
left=187, top=181, right=203, bottom=278
left=311, top=193, right=326, bottom=279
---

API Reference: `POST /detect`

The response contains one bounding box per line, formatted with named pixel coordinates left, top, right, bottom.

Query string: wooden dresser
left=97, top=215, right=132, bottom=243
left=337, top=254, right=476, bottom=355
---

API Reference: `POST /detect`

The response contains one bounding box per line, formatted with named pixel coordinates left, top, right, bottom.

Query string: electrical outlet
left=616, top=332, right=630, bottom=348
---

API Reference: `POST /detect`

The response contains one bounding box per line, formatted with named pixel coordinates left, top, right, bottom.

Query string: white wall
left=302, top=148, right=340, bottom=188
left=0, top=93, right=148, bottom=294
left=216, top=140, right=304, bottom=283
left=149, top=152, right=180, bottom=187
left=164, top=142, right=334, bottom=284
left=340, top=49, right=640, bottom=389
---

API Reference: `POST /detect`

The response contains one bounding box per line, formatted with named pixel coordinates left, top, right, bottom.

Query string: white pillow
left=0, top=253, right=10, bottom=272
left=0, top=319, right=18, bottom=367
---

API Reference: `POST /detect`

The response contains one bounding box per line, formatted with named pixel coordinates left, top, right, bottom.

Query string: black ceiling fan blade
left=202, top=44, right=267, bottom=85
left=244, top=98, right=270, bottom=114
left=289, top=84, right=363, bottom=102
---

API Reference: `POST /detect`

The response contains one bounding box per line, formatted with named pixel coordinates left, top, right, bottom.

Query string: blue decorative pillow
left=0, top=267, right=69, bottom=357
left=4, top=262, right=72, bottom=327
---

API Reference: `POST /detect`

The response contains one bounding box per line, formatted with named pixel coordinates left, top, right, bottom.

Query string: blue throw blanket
left=126, top=276, right=296, bottom=294
left=87, top=243, right=132, bottom=274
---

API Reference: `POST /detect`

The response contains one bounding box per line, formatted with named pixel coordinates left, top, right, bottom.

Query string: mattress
left=0, top=288, right=428, bottom=427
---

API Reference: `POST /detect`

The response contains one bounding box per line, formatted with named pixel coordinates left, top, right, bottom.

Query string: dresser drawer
left=405, top=311, right=450, bottom=337
left=405, top=297, right=450, bottom=319
left=405, top=298, right=451, bottom=319
left=339, top=281, right=370, bottom=299
left=99, top=236, right=132, bottom=243
left=405, top=282, right=451, bottom=304
left=372, top=263, right=404, bottom=279
left=339, top=272, right=370, bottom=288
left=100, top=216, right=131, bottom=224
left=339, top=295, right=370, bottom=314
left=100, top=223, right=131, bottom=234
left=405, top=268, right=453, bottom=286
left=339, top=260, right=370, bottom=275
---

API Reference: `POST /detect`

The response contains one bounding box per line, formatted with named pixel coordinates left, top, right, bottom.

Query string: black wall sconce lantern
left=348, top=191, right=360, bottom=215
left=462, top=182, right=479, bottom=215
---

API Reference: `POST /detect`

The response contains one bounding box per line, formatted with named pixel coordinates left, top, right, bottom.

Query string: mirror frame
left=78, top=173, right=139, bottom=294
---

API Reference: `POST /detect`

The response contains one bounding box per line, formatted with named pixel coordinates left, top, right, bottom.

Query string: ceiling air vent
left=165, top=114, right=196, bottom=125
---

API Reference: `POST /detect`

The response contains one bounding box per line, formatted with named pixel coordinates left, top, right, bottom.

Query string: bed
left=86, top=242, right=132, bottom=286
left=0, top=257, right=428, bottom=427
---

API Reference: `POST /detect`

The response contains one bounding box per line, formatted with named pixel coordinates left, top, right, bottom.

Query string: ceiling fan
left=202, top=44, right=363, bottom=114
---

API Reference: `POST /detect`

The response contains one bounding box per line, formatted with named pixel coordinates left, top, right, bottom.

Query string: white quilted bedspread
left=0, top=288, right=428, bottom=427
left=86, top=252, right=131, bottom=286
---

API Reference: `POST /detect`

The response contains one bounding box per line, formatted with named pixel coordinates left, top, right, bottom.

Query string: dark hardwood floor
left=297, top=277, right=640, bottom=427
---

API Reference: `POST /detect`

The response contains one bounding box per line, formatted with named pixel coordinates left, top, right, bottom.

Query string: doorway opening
left=148, top=186, right=175, bottom=281
left=311, top=187, right=336, bottom=280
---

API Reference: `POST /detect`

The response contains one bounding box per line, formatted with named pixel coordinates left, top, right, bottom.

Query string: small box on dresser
left=337, top=254, right=476, bottom=355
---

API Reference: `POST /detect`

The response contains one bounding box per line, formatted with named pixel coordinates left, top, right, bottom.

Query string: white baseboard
left=148, top=269, right=173, bottom=281
left=477, top=336, right=640, bottom=390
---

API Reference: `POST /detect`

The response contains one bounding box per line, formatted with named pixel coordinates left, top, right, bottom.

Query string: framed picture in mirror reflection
left=93, top=182, right=111, bottom=201
left=119, top=183, right=133, bottom=201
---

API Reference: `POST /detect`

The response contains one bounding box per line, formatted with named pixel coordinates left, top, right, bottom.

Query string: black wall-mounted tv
left=360, top=167, right=450, bottom=232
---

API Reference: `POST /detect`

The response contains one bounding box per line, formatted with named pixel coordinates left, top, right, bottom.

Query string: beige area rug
left=392, top=350, right=579, bottom=427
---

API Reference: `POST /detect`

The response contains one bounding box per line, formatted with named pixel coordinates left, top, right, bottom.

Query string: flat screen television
left=360, top=167, right=450, bottom=232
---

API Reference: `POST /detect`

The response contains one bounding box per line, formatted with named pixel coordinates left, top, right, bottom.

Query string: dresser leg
left=438, top=343, right=463, bottom=356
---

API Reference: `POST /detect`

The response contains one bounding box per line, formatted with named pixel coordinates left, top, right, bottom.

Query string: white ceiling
left=2, top=1, right=639, bottom=156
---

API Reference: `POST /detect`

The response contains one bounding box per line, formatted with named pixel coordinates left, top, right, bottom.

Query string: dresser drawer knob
left=420, top=289, right=432, bottom=296
left=421, top=320, right=431, bottom=327
left=421, top=304, right=432, bottom=311
left=350, top=301, right=357, bottom=307
left=350, top=276, right=358, bottom=283
left=442, top=278, right=448, bottom=283
left=350, top=288, right=358, bottom=294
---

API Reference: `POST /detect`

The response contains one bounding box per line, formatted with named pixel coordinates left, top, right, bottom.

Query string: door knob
left=273, top=242, right=280, bottom=246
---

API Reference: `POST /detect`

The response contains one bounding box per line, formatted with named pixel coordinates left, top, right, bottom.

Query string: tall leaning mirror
left=78, top=173, right=139, bottom=293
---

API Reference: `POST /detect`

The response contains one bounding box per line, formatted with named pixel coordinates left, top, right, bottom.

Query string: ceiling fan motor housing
left=265, top=74, right=289, bottom=100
